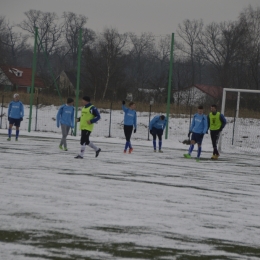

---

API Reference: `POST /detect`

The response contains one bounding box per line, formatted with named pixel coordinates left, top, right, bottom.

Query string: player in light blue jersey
left=149, top=115, right=167, bottom=152
left=122, top=100, right=137, bottom=153
left=7, top=93, right=24, bottom=141
left=56, top=98, right=74, bottom=151
left=184, top=105, right=208, bottom=161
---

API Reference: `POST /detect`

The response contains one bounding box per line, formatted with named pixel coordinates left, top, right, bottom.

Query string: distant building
left=173, top=84, right=225, bottom=105
left=55, top=70, right=87, bottom=96
left=0, top=66, right=45, bottom=93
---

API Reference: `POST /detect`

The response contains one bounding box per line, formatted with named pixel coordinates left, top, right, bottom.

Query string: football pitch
left=0, top=134, right=260, bottom=259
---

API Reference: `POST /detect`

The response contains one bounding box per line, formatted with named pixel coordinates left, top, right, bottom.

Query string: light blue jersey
left=8, top=101, right=24, bottom=119
left=149, top=115, right=167, bottom=130
left=56, top=104, right=75, bottom=128
left=122, top=105, right=137, bottom=128
left=190, top=113, right=208, bottom=134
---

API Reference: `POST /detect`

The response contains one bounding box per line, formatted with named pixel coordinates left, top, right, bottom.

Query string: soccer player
left=122, top=100, right=137, bottom=153
left=7, top=93, right=24, bottom=141
left=183, top=105, right=208, bottom=161
left=56, top=97, right=74, bottom=151
left=149, top=114, right=167, bottom=152
left=208, top=104, right=226, bottom=160
left=74, top=96, right=101, bottom=159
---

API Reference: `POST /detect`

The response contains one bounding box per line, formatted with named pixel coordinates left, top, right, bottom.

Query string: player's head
left=67, top=97, right=74, bottom=105
left=211, top=104, right=217, bottom=113
left=129, top=101, right=135, bottom=110
left=13, top=93, right=19, bottom=101
left=82, top=96, right=90, bottom=105
left=197, top=105, right=204, bottom=115
left=160, top=115, right=165, bottom=120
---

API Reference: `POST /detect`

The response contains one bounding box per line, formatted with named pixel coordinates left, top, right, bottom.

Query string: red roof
left=0, top=66, right=45, bottom=88
left=194, top=84, right=223, bottom=99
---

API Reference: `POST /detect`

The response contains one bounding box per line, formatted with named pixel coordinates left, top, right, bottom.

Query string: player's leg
left=196, top=135, right=204, bottom=161
left=88, top=132, right=101, bottom=157
left=157, top=129, right=163, bottom=152
left=124, top=125, right=133, bottom=153
left=184, top=133, right=196, bottom=158
left=7, top=118, right=14, bottom=140
left=151, top=128, right=157, bottom=151
left=75, top=130, right=89, bottom=158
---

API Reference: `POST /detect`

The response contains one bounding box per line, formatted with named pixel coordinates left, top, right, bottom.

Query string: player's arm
left=220, top=114, right=226, bottom=130
left=90, top=107, right=101, bottom=123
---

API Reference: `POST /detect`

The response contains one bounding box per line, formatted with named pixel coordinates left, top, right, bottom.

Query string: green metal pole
left=37, top=35, right=63, bottom=104
left=28, top=27, right=38, bottom=132
left=165, top=33, right=174, bottom=139
left=74, top=28, right=82, bottom=136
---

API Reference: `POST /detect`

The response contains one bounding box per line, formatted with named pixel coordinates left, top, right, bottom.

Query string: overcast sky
left=1, top=0, right=260, bottom=35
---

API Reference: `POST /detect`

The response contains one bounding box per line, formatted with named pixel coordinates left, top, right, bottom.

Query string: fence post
left=108, top=101, right=112, bottom=137
left=147, top=99, right=153, bottom=140
left=35, top=96, right=39, bottom=131
left=0, top=95, right=4, bottom=129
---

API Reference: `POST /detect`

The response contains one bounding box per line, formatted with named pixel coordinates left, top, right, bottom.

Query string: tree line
left=0, top=5, right=259, bottom=104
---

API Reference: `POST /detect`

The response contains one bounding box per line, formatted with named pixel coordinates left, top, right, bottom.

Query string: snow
left=0, top=105, right=260, bottom=259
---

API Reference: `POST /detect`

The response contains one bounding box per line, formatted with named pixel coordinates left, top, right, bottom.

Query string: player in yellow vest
left=74, top=96, right=101, bottom=159
left=207, top=104, right=226, bottom=160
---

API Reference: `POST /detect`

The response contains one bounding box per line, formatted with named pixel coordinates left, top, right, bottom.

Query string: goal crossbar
left=219, top=88, right=260, bottom=152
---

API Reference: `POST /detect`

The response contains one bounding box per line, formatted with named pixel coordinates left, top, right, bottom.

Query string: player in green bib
left=207, top=104, right=226, bottom=160
left=74, top=96, right=101, bottom=159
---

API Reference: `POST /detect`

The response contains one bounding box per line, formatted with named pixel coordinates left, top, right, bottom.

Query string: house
left=173, top=84, right=226, bottom=105
left=55, top=70, right=87, bottom=96
left=0, top=66, right=45, bottom=93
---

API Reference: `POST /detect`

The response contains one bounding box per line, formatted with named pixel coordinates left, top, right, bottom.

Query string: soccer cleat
left=154, top=149, right=156, bottom=152
left=59, top=145, right=63, bottom=150
left=129, top=148, right=133, bottom=154
left=124, top=150, right=127, bottom=153
left=159, top=150, right=163, bottom=153
left=7, top=137, right=11, bottom=141
left=183, top=153, right=191, bottom=159
left=95, top=148, right=101, bottom=158
left=74, top=155, right=83, bottom=159
left=15, top=138, right=18, bottom=141
left=211, top=155, right=219, bottom=160
left=64, top=148, right=68, bottom=151
left=195, top=157, right=200, bottom=162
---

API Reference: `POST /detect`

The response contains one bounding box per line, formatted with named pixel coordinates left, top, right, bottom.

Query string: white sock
left=88, top=141, right=98, bottom=151
left=80, top=144, right=86, bottom=157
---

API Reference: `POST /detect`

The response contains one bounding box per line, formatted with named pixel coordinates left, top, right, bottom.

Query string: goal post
left=219, top=88, right=260, bottom=153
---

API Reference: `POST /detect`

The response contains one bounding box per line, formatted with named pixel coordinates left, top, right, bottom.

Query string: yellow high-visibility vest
left=209, top=112, right=221, bottom=130
left=80, top=105, right=94, bottom=131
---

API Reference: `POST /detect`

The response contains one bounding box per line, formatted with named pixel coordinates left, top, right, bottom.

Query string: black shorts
left=191, top=132, right=204, bottom=144
left=9, top=118, right=21, bottom=127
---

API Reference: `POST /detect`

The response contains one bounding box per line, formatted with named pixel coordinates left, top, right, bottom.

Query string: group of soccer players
left=7, top=94, right=226, bottom=161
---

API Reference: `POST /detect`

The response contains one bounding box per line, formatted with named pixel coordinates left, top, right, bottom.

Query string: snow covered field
left=0, top=105, right=260, bottom=259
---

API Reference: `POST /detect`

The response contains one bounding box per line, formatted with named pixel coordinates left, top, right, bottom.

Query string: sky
left=1, top=0, right=260, bottom=36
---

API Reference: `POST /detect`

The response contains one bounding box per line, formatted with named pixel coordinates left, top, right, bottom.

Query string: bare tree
left=239, top=5, right=260, bottom=90
left=198, top=21, right=246, bottom=88
left=19, top=10, right=63, bottom=70
left=97, top=28, right=128, bottom=100
left=177, top=19, right=203, bottom=85
left=62, top=12, right=95, bottom=69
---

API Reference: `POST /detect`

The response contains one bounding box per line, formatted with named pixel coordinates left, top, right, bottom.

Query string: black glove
left=149, top=130, right=153, bottom=135
left=134, top=128, right=136, bottom=133
left=188, top=131, right=191, bottom=138
left=122, top=100, right=125, bottom=105
left=8, top=117, right=10, bottom=121
left=219, top=127, right=223, bottom=132
left=20, top=117, right=23, bottom=121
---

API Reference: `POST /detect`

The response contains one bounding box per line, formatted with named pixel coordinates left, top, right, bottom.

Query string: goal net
left=219, top=88, right=260, bottom=154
